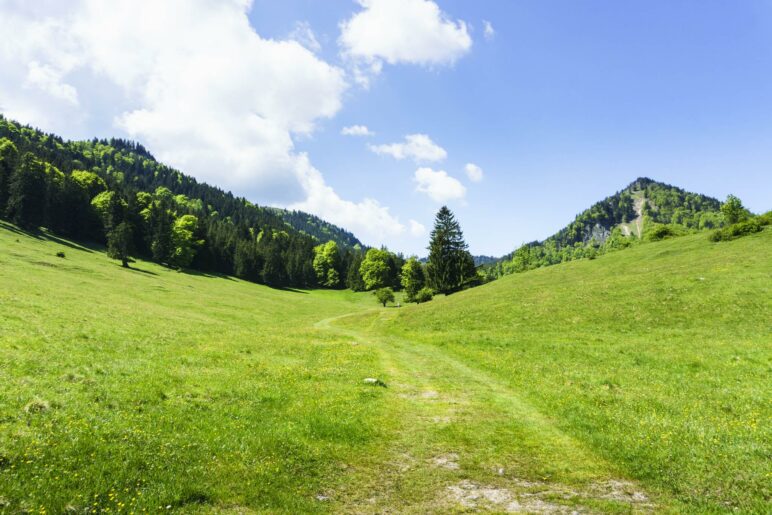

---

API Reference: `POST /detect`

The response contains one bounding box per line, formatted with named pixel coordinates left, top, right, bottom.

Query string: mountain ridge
left=488, top=177, right=724, bottom=277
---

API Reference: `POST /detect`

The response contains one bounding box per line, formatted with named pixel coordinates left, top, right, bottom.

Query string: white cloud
left=370, top=133, right=447, bottom=163
left=341, top=124, right=374, bottom=136
left=483, top=20, right=495, bottom=41
left=290, top=154, right=406, bottom=240
left=413, top=167, right=466, bottom=202
left=0, top=0, right=409, bottom=245
left=339, top=0, right=472, bottom=86
left=289, top=21, right=321, bottom=53
left=408, top=219, right=426, bottom=237
left=464, top=162, right=484, bottom=182
left=25, top=61, right=79, bottom=105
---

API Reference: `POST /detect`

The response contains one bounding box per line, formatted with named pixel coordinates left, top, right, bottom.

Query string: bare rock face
left=584, top=223, right=612, bottom=245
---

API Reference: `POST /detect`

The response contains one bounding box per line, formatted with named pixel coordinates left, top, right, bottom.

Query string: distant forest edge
left=0, top=115, right=371, bottom=288
left=0, top=115, right=767, bottom=292
left=482, top=177, right=767, bottom=280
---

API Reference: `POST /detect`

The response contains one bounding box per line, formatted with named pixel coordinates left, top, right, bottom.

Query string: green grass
left=0, top=222, right=381, bottom=513
left=1, top=221, right=770, bottom=513
left=340, top=228, right=772, bottom=512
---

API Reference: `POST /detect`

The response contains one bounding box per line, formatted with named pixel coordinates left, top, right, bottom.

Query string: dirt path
left=316, top=310, right=656, bottom=513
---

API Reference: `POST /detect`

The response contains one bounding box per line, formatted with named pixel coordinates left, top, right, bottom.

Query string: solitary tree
left=426, top=206, right=475, bottom=294
left=107, top=222, right=135, bottom=268
left=375, top=287, right=395, bottom=307
left=401, top=257, right=426, bottom=302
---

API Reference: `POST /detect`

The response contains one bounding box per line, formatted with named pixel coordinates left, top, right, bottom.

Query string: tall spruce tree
left=426, top=206, right=474, bottom=294
left=0, top=138, right=19, bottom=214
left=6, top=153, right=46, bottom=229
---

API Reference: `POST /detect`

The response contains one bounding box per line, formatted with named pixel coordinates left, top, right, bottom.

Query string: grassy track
left=322, top=310, right=659, bottom=513
left=335, top=229, right=771, bottom=513
left=1, top=222, right=770, bottom=513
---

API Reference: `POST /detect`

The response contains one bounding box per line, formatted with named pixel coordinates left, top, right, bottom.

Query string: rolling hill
left=1, top=219, right=769, bottom=512
left=0, top=115, right=362, bottom=250
left=488, top=178, right=725, bottom=278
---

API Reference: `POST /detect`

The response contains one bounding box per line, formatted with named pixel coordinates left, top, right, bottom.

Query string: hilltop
left=488, top=177, right=724, bottom=277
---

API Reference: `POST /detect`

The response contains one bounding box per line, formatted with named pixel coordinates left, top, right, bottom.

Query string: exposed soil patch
left=590, top=479, right=649, bottom=503
left=446, top=480, right=567, bottom=513
left=444, top=477, right=652, bottom=513
left=432, top=453, right=460, bottom=470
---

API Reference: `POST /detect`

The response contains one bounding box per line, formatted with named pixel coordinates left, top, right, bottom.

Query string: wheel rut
left=315, top=309, right=656, bottom=513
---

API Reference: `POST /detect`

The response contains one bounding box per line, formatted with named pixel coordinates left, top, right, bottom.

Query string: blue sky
left=1, top=0, right=771, bottom=256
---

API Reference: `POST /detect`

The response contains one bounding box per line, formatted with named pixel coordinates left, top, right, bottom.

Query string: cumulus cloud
left=409, top=219, right=426, bottom=237
left=0, top=0, right=410, bottom=245
left=25, top=61, right=79, bottom=105
left=370, top=133, right=447, bottom=163
left=339, top=0, right=472, bottom=86
left=483, top=20, right=495, bottom=41
left=341, top=124, right=374, bottom=136
left=464, top=162, right=484, bottom=182
left=290, top=154, right=406, bottom=239
left=413, top=167, right=466, bottom=202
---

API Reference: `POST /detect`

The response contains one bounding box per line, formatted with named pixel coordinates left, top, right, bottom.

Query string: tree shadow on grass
left=277, top=287, right=309, bottom=294
left=0, top=221, right=96, bottom=253
left=122, top=265, right=158, bottom=276
left=183, top=268, right=235, bottom=281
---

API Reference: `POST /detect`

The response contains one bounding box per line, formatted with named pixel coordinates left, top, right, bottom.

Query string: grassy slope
left=1, top=221, right=770, bottom=513
left=0, top=222, right=382, bottom=513
left=340, top=229, right=771, bottom=512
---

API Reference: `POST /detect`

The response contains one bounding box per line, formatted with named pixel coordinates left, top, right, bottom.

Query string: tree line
left=0, top=116, right=482, bottom=299
left=0, top=116, right=366, bottom=288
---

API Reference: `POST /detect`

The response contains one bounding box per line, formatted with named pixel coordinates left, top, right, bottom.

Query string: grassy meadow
left=0, top=222, right=383, bottom=513
left=339, top=228, right=772, bottom=513
left=1, top=221, right=770, bottom=513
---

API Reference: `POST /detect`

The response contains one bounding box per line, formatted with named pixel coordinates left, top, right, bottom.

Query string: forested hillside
left=486, top=178, right=726, bottom=278
left=0, top=116, right=366, bottom=288
left=270, top=208, right=362, bottom=249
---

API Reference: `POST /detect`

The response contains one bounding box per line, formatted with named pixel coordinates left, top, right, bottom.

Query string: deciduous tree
left=359, top=248, right=393, bottom=290
left=170, top=214, right=201, bottom=268
left=375, top=287, right=395, bottom=307
left=312, top=240, right=341, bottom=288
left=401, top=257, right=426, bottom=302
left=721, top=195, right=748, bottom=225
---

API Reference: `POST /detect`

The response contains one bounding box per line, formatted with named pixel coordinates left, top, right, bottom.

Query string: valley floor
left=1, top=222, right=770, bottom=513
